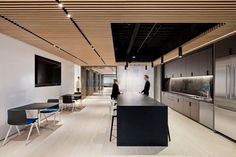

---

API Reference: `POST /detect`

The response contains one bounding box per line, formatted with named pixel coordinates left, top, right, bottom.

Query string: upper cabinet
left=215, top=34, right=236, bottom=59
left=164, top=45, right=213, bottom=78
left=199, top=46, right=213, bottom=76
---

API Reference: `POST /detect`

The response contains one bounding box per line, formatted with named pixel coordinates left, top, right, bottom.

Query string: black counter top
left=117, top=93, right=165, bottom=107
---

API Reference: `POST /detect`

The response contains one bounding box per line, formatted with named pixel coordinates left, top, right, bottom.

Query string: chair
left=62, top=95, right=75, bottom=112
left=74, top=92, right=83, bottom=107
left=39, top=99, right=60, bottom=126
left=109, top=100, right=117, bottom=142
left=2, top=109, right=40, bottom=145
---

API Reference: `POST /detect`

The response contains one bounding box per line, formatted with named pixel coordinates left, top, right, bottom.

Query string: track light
left=58, top=3, right=63, bottom=8
left=178, top=47, right=183, bottom=58
left=161, top=57, right=164, bottom=64
left=67, top=14, right=71, bottom=18
left=151, top=62, right=154, bottom=68
left=145, top=65, right=147, bottom=70
left=125, top=65, right=127, bottom=70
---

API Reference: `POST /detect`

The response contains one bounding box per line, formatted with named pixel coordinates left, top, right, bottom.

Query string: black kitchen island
left=117, top=93, right=169, bottom=146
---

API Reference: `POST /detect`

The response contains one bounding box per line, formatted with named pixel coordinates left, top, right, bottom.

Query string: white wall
left=117, top=66, right=154, bottom=98
left=0, top=33, right=75, bottom=139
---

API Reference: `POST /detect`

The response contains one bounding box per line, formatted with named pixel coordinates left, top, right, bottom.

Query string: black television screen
left=35, top=55, right=61, bottom=87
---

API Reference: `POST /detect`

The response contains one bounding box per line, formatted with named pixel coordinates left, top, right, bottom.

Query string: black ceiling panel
left=111, top=23, right=219, bottom=62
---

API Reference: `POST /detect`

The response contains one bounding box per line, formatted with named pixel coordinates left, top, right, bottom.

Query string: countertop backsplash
left=166, top=76, right=213, bottom=98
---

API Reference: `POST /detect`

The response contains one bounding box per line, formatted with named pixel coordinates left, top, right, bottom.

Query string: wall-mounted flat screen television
left=35, top=55, right=61, bottom=87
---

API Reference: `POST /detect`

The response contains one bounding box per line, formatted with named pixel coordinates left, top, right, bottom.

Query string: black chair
left=62, top=95, right=75, bottom=112
left=3, top=109, right=40, bottom=145
left=39, top=99, right=60, bottom=126
left=74, top=92, right=83, bottom=107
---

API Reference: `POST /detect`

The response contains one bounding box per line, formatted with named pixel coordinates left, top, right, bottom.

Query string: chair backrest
left=74, top=92, right=81, bottom=95
left=47, top=99, right=59, bottom=103
left=47, top=99, right=59, bottom=109
left=62, top=95, right=73, bottom=103
left=8, top=109, right=27, bottom=125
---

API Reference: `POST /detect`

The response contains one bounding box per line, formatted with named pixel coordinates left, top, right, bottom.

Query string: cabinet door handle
left=191, top=72, right=193, bottom=76
left=206, top=70, right=209, bottom=75
left=177, top=98, right=179, bottom=102
left=189, top=102, right=191, bottom=106
left=180, top=73, right=182, bottom=77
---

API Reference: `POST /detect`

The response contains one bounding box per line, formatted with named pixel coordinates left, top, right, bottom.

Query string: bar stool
left=109, top=99, right=117, bottom=142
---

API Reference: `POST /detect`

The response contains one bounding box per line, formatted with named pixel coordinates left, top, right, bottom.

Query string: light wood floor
left=0, top=92, right=236, bottom=157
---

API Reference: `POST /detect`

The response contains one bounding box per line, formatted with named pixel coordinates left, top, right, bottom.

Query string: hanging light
left=161, top=56, right=164, bottom=64
left=178, top=47, right=183, bottom=58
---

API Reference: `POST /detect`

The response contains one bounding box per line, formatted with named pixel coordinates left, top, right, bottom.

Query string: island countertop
left=117, top=93, right=165, bottom=107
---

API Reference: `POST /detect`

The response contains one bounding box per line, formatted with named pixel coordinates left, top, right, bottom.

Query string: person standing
left=141, top=75, right=150, bottom=96
left=111, top=79, right=120, bottom=100
left=76, top=76, right=81, bottom=93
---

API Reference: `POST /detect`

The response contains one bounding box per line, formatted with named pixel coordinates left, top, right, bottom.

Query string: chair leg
left=44, top=114, right=48, bottom=122
left=38, top=112, right=41, bottom=128
left=35, top=123, right=40, bottom=135
left=109, top=116, right=115, bottom=142
left=58, top=111, right=61, bottom=122
left=72, top=103, right=74, bottom=112
left=54, top=113, right=56, bottom=125
left=26, top=124, right=34, bottom=143
left=2, top=125, right=12, bottom=145
left=16, top=126, right=21, bottom=135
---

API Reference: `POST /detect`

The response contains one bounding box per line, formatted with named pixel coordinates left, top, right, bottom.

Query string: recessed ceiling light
left=58, top=3, right=63, bottom=8
left=132, top=56, right=136, bottom=59
left=67, top=14, right=71, bottom=18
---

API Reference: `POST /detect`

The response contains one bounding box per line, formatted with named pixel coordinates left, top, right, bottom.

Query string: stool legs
left=109, top=115, right=117, bottom=142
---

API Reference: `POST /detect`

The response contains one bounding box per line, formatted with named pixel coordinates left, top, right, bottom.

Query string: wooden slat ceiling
left=0, top=0, right=236, bottom=66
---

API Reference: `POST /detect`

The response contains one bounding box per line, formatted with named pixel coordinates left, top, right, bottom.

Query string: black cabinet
left=215, top=34, right=236, bottom=59
left=186, top=52, right=200, bottom=76
left=164, top=45, right=213, bottom=78
left=199, top=46, right=213, bottom=75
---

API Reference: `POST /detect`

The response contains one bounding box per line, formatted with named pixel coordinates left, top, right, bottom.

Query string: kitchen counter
left=166, top=91, right=213, bottom=103
left=117, top=93, right=168, bottom=146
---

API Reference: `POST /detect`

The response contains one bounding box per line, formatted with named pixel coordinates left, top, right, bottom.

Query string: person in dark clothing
left=141, top=75, right=150, bottom=96
left=111, top=79, right=120, bottom=100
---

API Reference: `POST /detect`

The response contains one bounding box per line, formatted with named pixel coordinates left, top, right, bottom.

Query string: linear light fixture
left=171, top=75, right=213, bottom=80
left=0, top=15, right=88, bottom=65
left=56, top=0, right=106, bottom=65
